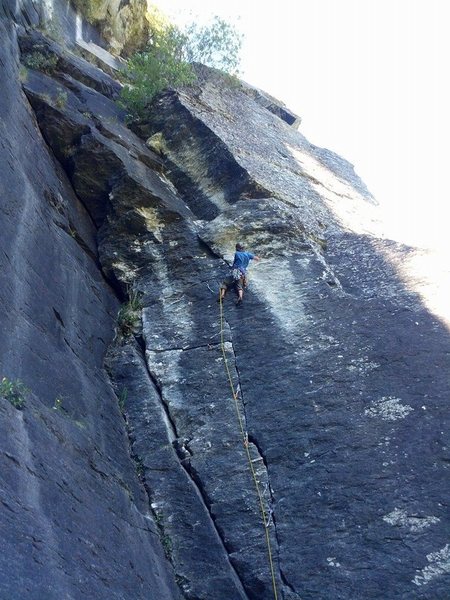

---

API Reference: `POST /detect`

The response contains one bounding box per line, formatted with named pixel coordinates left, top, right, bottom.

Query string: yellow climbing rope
left=219, top=294, right=279, bottom=600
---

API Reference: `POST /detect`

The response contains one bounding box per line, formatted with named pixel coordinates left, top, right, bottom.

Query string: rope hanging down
left=218, top=295, right=279, bottom=600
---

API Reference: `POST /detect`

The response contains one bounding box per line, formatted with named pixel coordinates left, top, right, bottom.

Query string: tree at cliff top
left=119, top=7, right=242, bottom=121
left=183, top=16, right=242, bottom=73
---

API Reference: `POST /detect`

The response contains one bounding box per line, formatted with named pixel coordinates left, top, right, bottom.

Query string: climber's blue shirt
left=232, top=251, right=255, bottom=274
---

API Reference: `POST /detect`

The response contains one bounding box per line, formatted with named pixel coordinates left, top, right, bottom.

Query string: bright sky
left=152, top=0, right=448, bottom=249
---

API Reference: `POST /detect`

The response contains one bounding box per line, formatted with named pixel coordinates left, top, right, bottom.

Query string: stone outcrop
left=1, top=0, right=147, bottom=62
left=70, top=0, right=149, bottom=56
left=1, top=4, right=449, bottom=600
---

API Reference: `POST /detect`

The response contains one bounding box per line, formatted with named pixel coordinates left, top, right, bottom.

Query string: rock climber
left=219, top=243, right=260, bottom=305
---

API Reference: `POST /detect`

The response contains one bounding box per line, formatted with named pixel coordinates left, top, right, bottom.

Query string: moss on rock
left=70, top=0, right=149, bottom=56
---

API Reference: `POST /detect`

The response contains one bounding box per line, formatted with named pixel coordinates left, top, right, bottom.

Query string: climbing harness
left=218, top=294, right=279, bottom=600
left=231, top=267, right=243, bottom=281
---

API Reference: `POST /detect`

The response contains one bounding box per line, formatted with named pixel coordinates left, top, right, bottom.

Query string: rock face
left=1, top=4, right=449, bottom=600
left=70, top=0, right=150, bottom=56
left=0, top=17, right=179, bottom=600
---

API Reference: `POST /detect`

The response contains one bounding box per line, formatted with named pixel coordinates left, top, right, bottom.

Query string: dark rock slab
left=224, top=248, right=450, bottom=599
left=106, top=341, right=249, bottom=600
left=145, top=341, right=283, bottom=599
left=193, top=64, right=301, bottom=128
left=21, top=68, right=181, bottom=230
left=58, top=73, right=163, bottom=171
left=240, top=82, right=301, bottom=127
left=0, top=0, right=40, bottom=26
left=17, top=25, right=281, bottom=597
left=0, top=20, right=180, bottom=600
left=132, top=69, right=450, bottom=600
left=19, top=29, right=121, bottom=99
left=137, top=70, right=374, bottom=245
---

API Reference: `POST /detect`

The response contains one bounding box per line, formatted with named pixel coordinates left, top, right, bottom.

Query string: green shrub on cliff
left=119, top=10, right=242, bottom=121
left=0, top=377, right=29, bottom=410
left=23, top=50, right=58, bottom=73
left=119, top=23, right=195, bottom=121
left=116, top=288, right=143, bottom=338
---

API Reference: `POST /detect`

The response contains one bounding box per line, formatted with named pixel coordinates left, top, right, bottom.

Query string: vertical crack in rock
left=224, top=316, right=294, bottom=599
left=141, top=343, right=250, bottom=599
left=19, top=99, right=124, bottom=299
left=144, top=312, right=284, bottom=599
left=108, top=337, right=250, bottom=600
left=21, top=54, right=298, bottom=600
left=135, top=337, right=178, bottom=444
left=18, top=49, right=249, bottom=596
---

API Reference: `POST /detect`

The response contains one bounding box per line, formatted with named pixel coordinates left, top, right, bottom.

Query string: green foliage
left=0, top=377, right=29, bottom=410
left=184, top=16, right=242, bottom=74
left=117, top=288, right=143, bottom=337
left=23, top=50, right=58, bottom=73
left=19, top=65, right=28, bottom=82
left=133, top=455, right=145, bottom=478
left=55, top=89, right=68, bottom=109
left=162, top=532, right=173, bottom=559
left=119, top=11, right=242, bottom=121
left=118, top=388, right=128, bottom=413
left=119, top=24, right=195, bottom=121
left=40, top=15, right=64, bottom=43
left=153, top=510, right=173, bottom=560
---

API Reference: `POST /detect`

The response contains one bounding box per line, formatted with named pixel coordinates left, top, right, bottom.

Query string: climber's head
left=236, top=243, right=245, bottom=251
